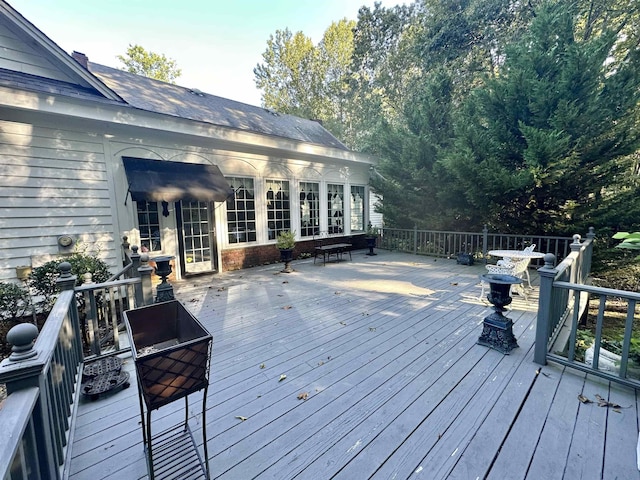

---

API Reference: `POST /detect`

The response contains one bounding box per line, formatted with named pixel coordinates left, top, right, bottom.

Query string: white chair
left=519, top=244, right=536, bottom=288
left=479, top=263, right=523, bottom=300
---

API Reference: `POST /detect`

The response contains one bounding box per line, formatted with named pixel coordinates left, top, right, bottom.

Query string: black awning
left=122, top=157, right=233, bottom=203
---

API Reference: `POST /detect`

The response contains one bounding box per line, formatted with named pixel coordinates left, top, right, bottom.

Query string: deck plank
left=486, top=357, right=564, bottom=480
left=564, top=374, right=611, bottom=480
left=602, top=381, right=640, bottom=479
left=227, top=303, right=484, bottom=478
left=372, top=313, right=539, bottom=480
left=524, top=365, right=585, bottom=480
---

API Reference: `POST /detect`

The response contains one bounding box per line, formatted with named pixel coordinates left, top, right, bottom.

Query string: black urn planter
left=365, top=236, right=377, bottom=256
left=279, top=248, right=294, bottom=273
left=151, top=255, right=175, bottom=302
left=477, top=273, right=522, bottom=354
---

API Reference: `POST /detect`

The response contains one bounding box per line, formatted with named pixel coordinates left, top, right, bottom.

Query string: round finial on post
left=6, top=323, right=39, bottom=361
left=543, top=253, right=556, bottom=268
left=587, top=226, right=595, bottom=238
left=122, top=236, right=130, bottom=250
left=58, top=261, right=72, bottom=277
left=572, top=234, right=581, bottom=244
left=131, top=245, right=139, bottom=254
left=83, top=272, right=94, bottom=284
left=140, top=253, right=149, bottom=265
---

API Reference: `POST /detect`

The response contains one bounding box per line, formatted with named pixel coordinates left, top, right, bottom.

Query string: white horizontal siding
left=370, top=192, right=383, bottom=228
left=0, top=22, right=76, bottom=82
left=0, top=119, right=117, bottom=281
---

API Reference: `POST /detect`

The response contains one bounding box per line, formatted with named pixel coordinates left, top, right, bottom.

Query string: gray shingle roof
left=88, top=62, right=349, bottom=151
left=0, top=67, right=117, bottom=103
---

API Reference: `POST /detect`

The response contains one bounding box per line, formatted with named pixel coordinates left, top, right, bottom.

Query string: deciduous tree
left=117, top=44, right=181, bottom=84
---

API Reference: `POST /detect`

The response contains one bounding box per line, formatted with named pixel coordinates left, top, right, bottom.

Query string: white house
left=0, top=1, right=377, bottom=282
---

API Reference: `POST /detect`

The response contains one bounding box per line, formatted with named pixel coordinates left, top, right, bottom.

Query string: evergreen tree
left=441, top=1, right=640, bottom=233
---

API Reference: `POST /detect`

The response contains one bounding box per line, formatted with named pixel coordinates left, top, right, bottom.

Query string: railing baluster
left=85, top=290, right=100, bottom=356
left=109, top=285, right=119, bottom=351
left=619, top=299, right=637, bottom=379
left=46, top=370, right=64, bottom=466
left=592, top=295, right=607, bottom=371
left=567, top=290, right=581, bottom=362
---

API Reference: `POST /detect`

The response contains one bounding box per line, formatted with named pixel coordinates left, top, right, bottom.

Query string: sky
left=10, top=0, right=403, bottom=106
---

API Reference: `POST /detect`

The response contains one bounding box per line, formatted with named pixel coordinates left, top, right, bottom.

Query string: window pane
left=350, top=186, right=365, bottom=231
left=136, top=201, right=161, bottom=252
left=327, top=184, right=344, bottom=234
left=300, top=182, right=320, bottom=237
left=266, top=179, right=291, bottom=240
left=225, top=177, right=256, bottom=244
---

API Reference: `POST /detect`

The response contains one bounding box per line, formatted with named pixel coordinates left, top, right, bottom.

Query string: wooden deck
left=67, top=251, right=640, bottom=480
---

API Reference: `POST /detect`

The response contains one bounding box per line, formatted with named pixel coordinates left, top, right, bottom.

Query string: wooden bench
left=313, top=232, right=352, bottom=265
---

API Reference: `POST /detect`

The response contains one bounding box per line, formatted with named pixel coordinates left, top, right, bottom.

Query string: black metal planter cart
left=124, top=300, right=212, bottom=480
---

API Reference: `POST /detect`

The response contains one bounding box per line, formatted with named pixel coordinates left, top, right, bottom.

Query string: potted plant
left=276, top=230, right=296, bottom=273
left=365, top=223, right=379, bottom=256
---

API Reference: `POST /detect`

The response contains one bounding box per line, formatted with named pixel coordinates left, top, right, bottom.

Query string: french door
left=178, top=201, right=216, bottom=274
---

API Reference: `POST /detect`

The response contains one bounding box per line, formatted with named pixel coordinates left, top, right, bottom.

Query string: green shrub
left=275, top=231, right=296, bottom=250
left=0, top=282, right=31, bottom=322
left=29, top=253, right=111, bottom=312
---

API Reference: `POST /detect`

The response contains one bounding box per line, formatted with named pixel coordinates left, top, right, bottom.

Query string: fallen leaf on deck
left=595, top=394, right=621, bottom=408
left=335, top=291, right=341, bottom=295
left=577, top=394, right=592, bottom=404
left=282, top=281, right=289, bottom=284
left=283, top=305, right=292, bottom=310
left=318, top=361, right=325, bottom=366
left=369, top=327, right=376, bottom=332
left=189, top=298, right=198, bottom=303
left=450, top=282, right=458, bottom=286
left=217, top=287, right=225, bottom=292
left=297, top=392, right=309, bottom=401
left=340, top=321, right=347, bottom=326
left=235, top=416, right=247, bottom=421
left=279, top=374, right=287, bottom=382
left=259, top=363, right=265, bottom=369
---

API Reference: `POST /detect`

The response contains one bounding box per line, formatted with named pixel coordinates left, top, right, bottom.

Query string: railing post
left=569, top=234, right=582, bottom=285
left=584, top=227, right=595, bottom=279
left=482, top=225, right=488, bottom=263
left=535, top=253, right=558, bottom=365
left=56, top=262, right=81, bottom=359
left=137, top=253, right=154, bottom=307
left=413, top=225, right=418, bottom=255
left=130, top=245, right=141, bottom=278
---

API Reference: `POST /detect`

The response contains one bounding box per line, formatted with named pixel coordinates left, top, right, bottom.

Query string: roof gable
left=0, top=0, right=120, bottom=100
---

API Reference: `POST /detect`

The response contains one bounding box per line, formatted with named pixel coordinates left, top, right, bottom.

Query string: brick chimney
left=72, top=51, right=88, bottom=69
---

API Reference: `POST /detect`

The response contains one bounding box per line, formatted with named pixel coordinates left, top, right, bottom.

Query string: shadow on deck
left=67, top=250, right=639, bottom=480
